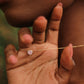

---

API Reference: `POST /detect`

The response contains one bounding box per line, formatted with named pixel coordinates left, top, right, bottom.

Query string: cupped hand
left=4, top=3, right=75, bottom=84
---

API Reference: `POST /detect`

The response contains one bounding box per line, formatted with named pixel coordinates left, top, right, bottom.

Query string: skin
left=4, top=4, right=75, bottom=84
left=0, top=0, right=74, bottom=27
left=0, top=0, right=83, bottom=83
left=59, top=0, right=84, bottom=84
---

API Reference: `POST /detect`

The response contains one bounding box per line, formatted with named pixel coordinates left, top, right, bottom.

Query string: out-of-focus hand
left=4, top=3, right=75, bottom=84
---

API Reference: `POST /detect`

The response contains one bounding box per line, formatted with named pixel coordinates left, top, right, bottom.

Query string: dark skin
left=0, top=0, right=74, bottom=27
left=0, top=0, right=84, bottom=84
left=59, top=0, right=84, bottom=84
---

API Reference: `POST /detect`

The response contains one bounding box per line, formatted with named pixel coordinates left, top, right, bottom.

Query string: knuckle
left=49, top=21, right=60, bottom=31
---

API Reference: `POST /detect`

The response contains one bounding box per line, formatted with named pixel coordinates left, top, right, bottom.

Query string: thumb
left=57, top=44, right=75, bottom=84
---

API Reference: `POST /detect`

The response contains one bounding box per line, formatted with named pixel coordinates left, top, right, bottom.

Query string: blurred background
left=0, top=9, right=24, bottom=84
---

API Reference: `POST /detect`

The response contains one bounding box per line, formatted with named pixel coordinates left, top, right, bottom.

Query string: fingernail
left=58, top=2, right=63, bottom=7
left=69, top=43, right=73, bottom=57
left=72, top=58, right=76, bottom=66
left=22, top=34, right=33, bottom=44
left=8, top=55, right=17, bottom=65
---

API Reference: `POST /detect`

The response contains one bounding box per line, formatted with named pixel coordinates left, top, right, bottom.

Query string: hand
left=4, top=3, right=75, bottom=84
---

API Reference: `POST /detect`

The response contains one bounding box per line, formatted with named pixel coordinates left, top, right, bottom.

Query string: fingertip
left=22, top=34, right=33, bottom=44
left=69, top=43, right=73, bottom=48
left=8, top=55, right=18, bottom=65
left=18, top=28, right=33, bottom=48
left=68, top=43, right=73, bottom=57
left=37, top=16, right=46, bottom=20
left=33, top=16, right=47, bottom=33
left=51, top=3, right=63, bottom=21
left=57, top=2, right=63, bottom=7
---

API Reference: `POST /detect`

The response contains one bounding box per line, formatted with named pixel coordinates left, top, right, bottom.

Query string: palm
left=7, top=43, right=58, bottom=84
left=5, top=4, right=74, bottom=84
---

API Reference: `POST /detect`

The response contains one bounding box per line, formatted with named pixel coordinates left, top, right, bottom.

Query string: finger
left=4, top=44, right=18, bottom=65
left=46, top=3, right=63, bottom=45
left=57, top=44, right=75, bottom=84
left=18, top=28, right=33, bottom=48
left=33, top=16, right=47, bottom=44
